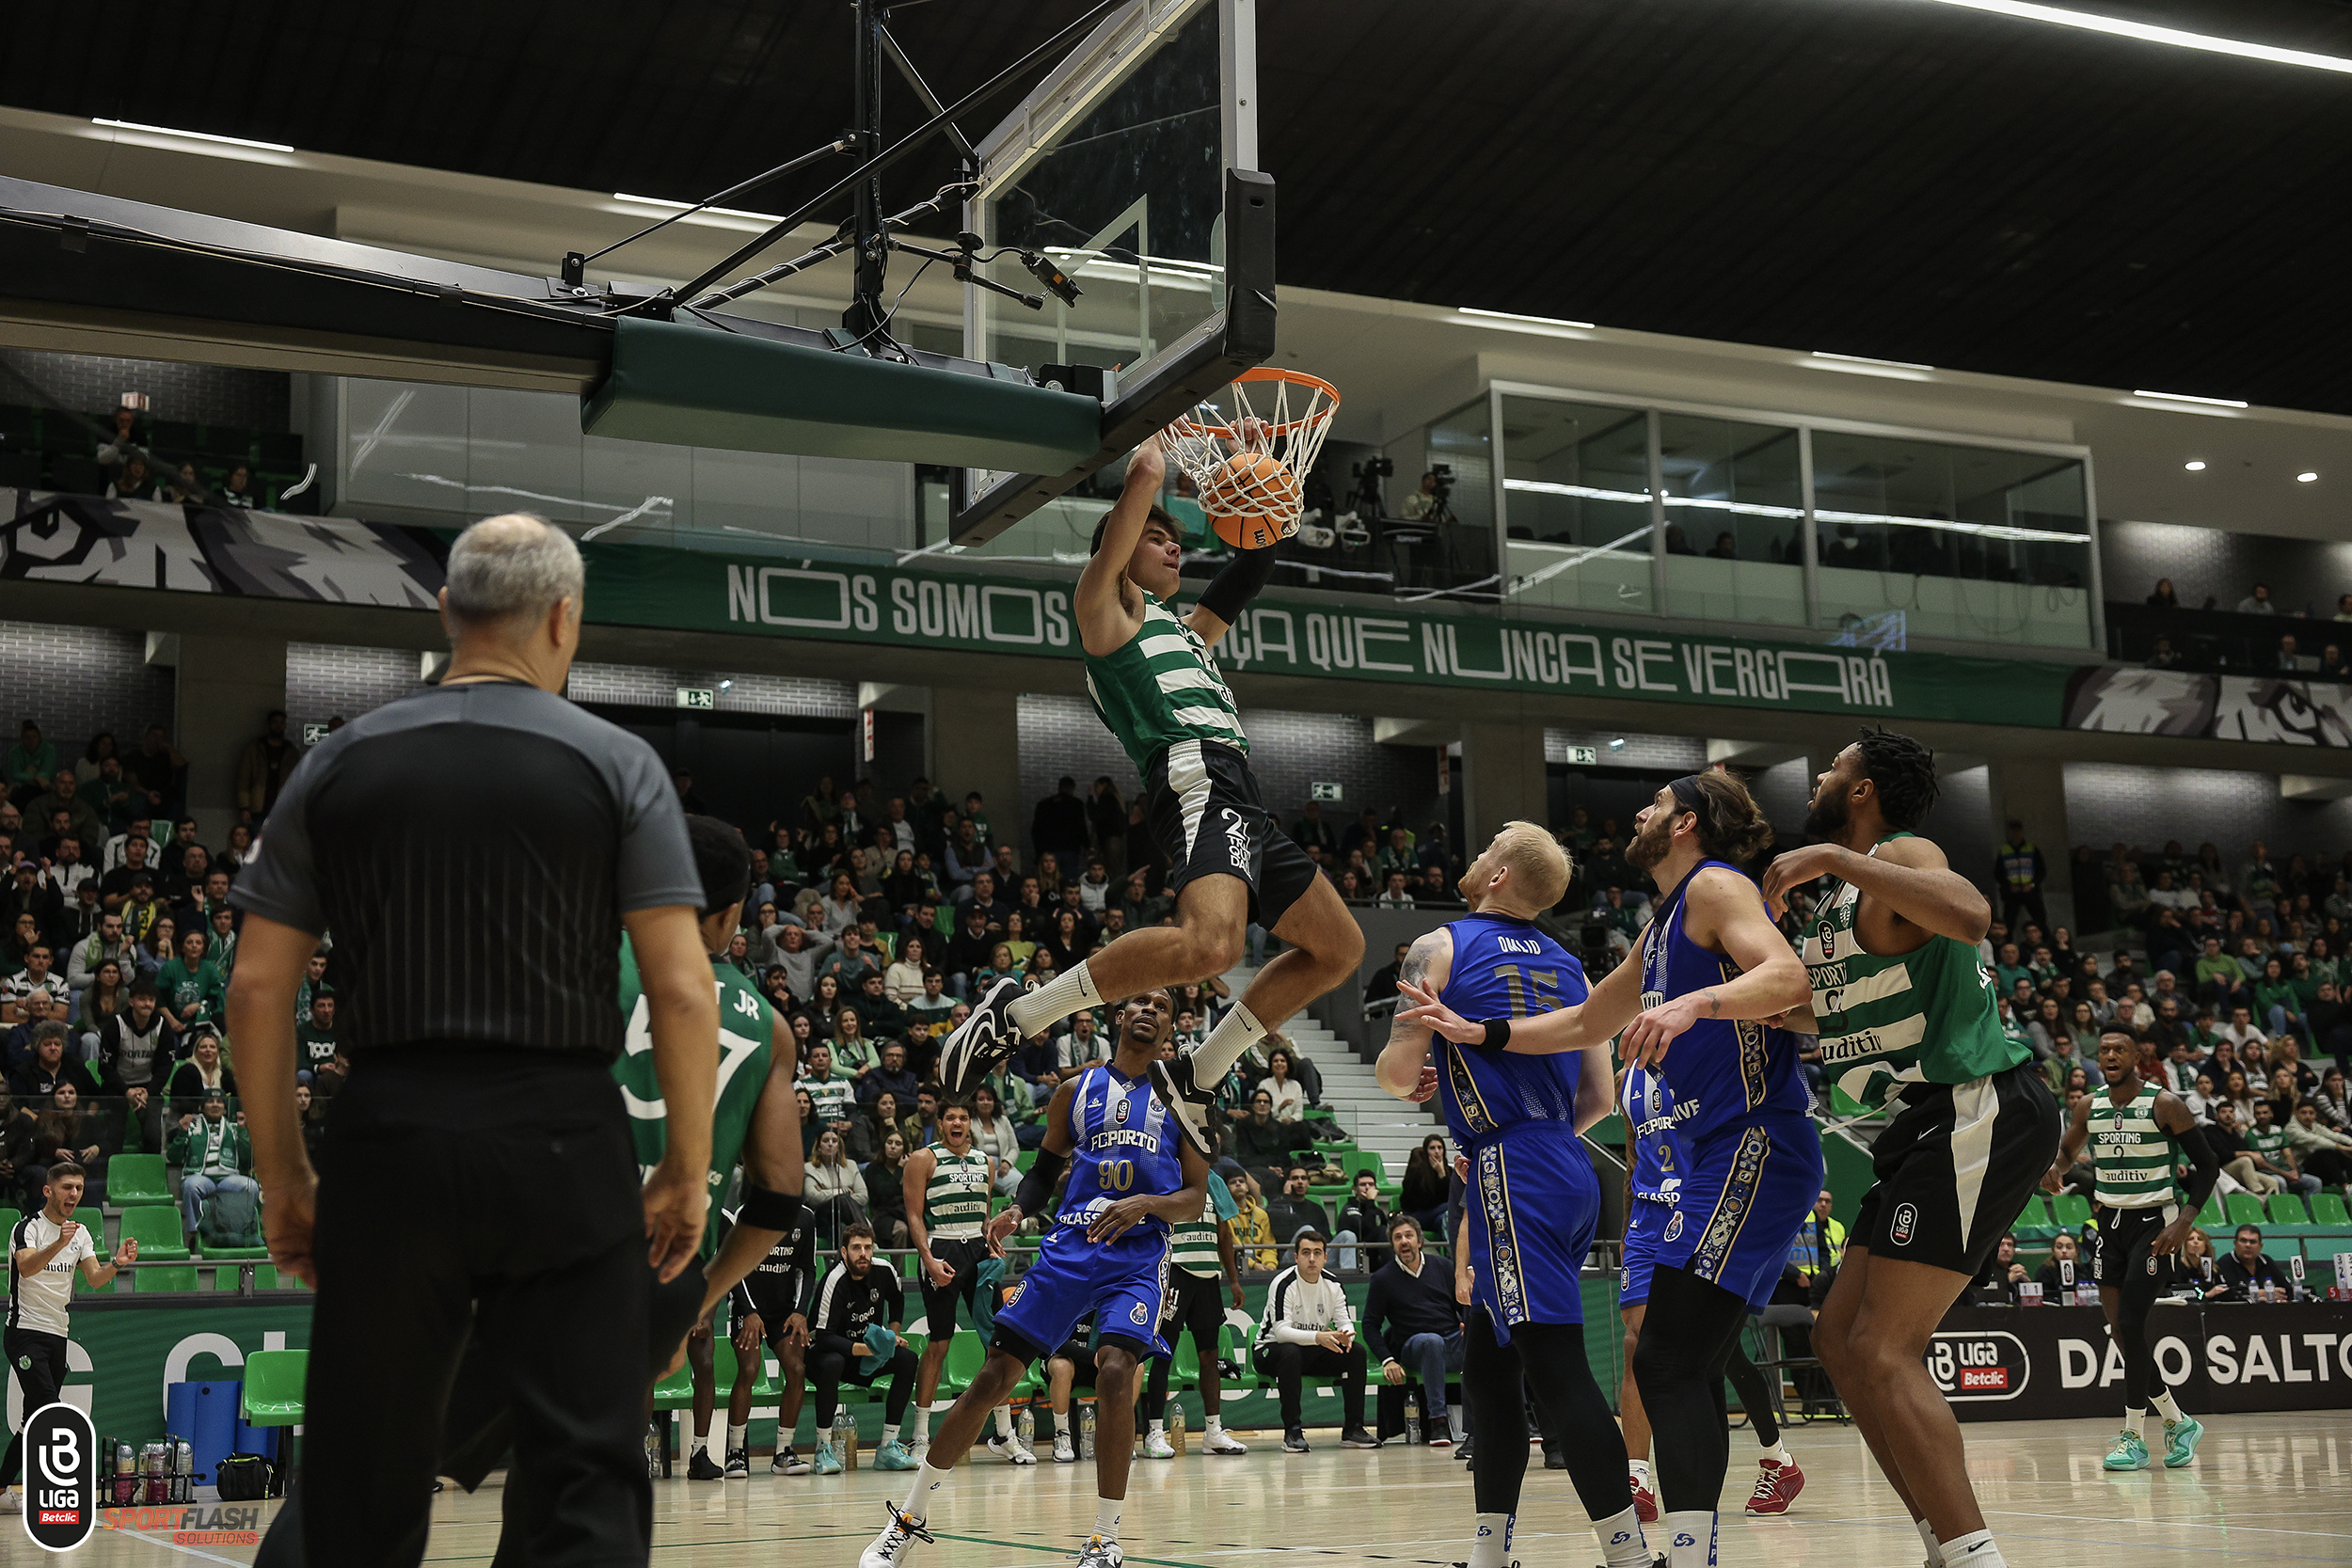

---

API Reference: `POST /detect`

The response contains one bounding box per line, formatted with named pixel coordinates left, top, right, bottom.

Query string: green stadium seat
left=2197, top=1193, right=2226, bottom=1227
left=241, top=1350, right=308, bottom=1425
left=0, top=1209, right=15, bottom=1294
left=120, top=1205, right=191, bottom=1261
left=939, top=1331, right=987, bottom=1398
left=135, top=1265, right=199, bottom=1291
left=2013, top=1195, right=2049, bottom=1231
left=2310, top=1192, right=2351, bottom=1226
left=1015, top=1149, right=1038, bottom=1173
left=2049, top=1194, right=2092, bottom=1229
left=103, top=1154, right=172, bottom=1208
left=2226, top=1193, right=2270, bottom=1227
left=1170, top=1334, right=1201, bottom=1391
left=2269, top=1194, right=2312, bottom=1227
left=72, top=1207, right=116, bottom=1292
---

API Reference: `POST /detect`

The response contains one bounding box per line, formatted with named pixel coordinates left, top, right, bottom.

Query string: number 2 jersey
left=612, top=936, right=775, bottom=1260
left=1433, top=911, right=1601, bottom=1336
left=1636, top=859, right=1811, bottom=1141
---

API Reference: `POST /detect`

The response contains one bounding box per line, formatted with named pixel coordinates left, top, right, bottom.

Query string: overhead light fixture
left=1810, top=350, right=1933, bottom=372
left=1458, top=307, right=1597, bottom=331
left=1607, top=736, right=1627, bottom=752
left=719, top=678, right=735, bottom=690
left=612, top=193, right=787, bottom=226
left=1903, top=1, right=2352, bottom=74
left=2299, top=471, right=2320, bottom=483
left=2184, top=461, right=2206, bottom=471
left=92, top=118, right=294, bottom=153
left=2134, top=389, right=2249, bottom=408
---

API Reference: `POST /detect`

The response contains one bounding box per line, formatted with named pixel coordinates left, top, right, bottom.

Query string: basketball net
left=1161, top=369, right=1340, bottom=545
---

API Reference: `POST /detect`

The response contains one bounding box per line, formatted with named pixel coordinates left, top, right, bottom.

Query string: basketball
left=1203, top=451, right=1300, bottom=550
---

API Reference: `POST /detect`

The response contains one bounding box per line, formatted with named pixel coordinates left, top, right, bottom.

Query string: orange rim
left=1166, top=367, right=1341, bottom=440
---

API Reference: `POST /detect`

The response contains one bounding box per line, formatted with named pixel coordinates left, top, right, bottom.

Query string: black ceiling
left=6, top=0, right=2351, bottom=412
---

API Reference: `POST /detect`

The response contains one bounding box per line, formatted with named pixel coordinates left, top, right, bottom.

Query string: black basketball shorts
left=1853, top=1060, right=2061, bottom=1276
left=1143, top=737, right=1319, bottom=930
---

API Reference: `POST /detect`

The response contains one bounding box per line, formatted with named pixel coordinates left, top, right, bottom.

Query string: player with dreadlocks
left=1761, top=729, right=2062, bottom=1568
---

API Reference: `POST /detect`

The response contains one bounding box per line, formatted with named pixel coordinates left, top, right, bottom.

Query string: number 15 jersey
left=1433, top=913, right=1592, bottom=1153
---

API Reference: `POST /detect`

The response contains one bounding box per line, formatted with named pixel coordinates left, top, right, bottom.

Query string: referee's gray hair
left=444, top=513, right=584, bottom=627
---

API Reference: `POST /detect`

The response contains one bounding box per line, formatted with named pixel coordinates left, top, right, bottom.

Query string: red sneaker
left=1744, top=1458, right=1804, bottom=1515
left=1629, top=1473, right=1658, bottom=1523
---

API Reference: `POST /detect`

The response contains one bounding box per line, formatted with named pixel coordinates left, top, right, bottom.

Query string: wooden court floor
left=85, top=1412, right=2352, bottom=1566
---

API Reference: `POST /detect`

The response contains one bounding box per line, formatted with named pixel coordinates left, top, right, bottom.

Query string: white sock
left=899, top=1461, right=953, bottom=1525
left=1047, top=1409, right=1064, bottom=1436
left=911, top=1407, right=930, bottom=1444
left=2121, top=1406, right=2145, bottom=1436
left=2151, top=1389, right=2184, bottom=1425
left=1664, top=1510, right=1716, bottom=1568
left=1093, top=1498, right=1123, bottom=1541
left=1149, top=1417, right=1166, bottom=1434
left=882, top=1423, right=900, bottom=1447
left=1008, top=959, right=1104, bottom=1036
left=1916, top=1517, right=1942, bottom=1562
left=1941, top=1529, right=2007, bottom=1566
left=1190, top=1002, right=1266, bottom=1082
left=726, top=1422, right=747, bottom=1451
left=1592, top=1504, right=1649, bottom=1567
left=993, top=1405, right=1017, bottom=1438
left=691, top=1431, right=708, bottom=1456
left=1629, top=1457, right=1653, bottom=1481
left=1449, top=1402, right=1466, bottom=1441
left=1759, top=1439, right=1791, bottom=1466
left=1206, top=1414, right=1224, bottom=1434
left=1468, top=1512, right=1514, bottom=1568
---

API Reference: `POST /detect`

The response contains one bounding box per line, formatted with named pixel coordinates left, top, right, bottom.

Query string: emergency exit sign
left=1310, top=782, right=1343, bottom=802
left=675, top=687, right=715, bottom=710
left=1563, top=746, right=1599, bottom=766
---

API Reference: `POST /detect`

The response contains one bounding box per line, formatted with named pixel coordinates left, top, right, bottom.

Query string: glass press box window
left=1656, top=414, right=1805, bottom=627
left=1500, top=394, right=1653, bottom=615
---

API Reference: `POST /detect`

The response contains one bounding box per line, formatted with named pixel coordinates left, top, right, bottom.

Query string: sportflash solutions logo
left=23, top=1402, right=97, bottom=1550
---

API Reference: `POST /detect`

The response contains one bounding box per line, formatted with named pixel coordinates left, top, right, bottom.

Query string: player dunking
left=1401, top=778, right=1819, bottom=1568
left=1760, top=729, right=2062, bottom=1568
left=862, top=990, right=1209, bottom=1568
left=937, top=436, right=1362, bottom=1156
left=2044, top=1030, right=2215, bottom=1473
left=1377, top=823, right=1652, bottom=1568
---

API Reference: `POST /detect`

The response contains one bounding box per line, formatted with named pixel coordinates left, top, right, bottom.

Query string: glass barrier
left=1500, top=395, right=1653, bottom=614
left=1656, top=414, right=1807, bottom=627
left=1809, top=431, right=2092, bottom=649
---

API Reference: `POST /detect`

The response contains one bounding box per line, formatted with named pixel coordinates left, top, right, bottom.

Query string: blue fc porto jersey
left=1434, top=913, right=1592, bottom=1151
left=1636, top=860, right=1810, bottom=1142
left=1056, top=1063, right=1185, bottom=1257
left=1622, top=1062, right=1686, bottom=1208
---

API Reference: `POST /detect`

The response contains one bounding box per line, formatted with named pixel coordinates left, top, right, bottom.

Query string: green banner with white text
left=581, top=545, right=2077, bottom=728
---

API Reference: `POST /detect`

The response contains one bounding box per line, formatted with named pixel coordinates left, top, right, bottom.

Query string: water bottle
left=834, top=1409, right=859, bottom=1469
left=1169, top=1403, right=1186, bottom=1455
left=1405, top=1388, right=1422, bottom=1447
left=644, top=1421, right=661, bottom=1480
left=143, top=1442, right=168, bottom=1504
left=172, top=1439, right=193, bottom=1504
left=1080, top=1403, right=1097, bottom=1460
left=1016, top=1405, right=1035, bottom=1446
left=114, top=1441, right=136, bottom=1507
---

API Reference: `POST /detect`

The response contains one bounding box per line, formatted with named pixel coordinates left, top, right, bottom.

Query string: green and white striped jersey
left=1084, top=591, right=1248, bottom=773
left=2091, top=1080, right=2180, bottom=1211
left=1800, top=834, right=2026, bottom=1109
left=922, top=1146, right=993, bottom=1241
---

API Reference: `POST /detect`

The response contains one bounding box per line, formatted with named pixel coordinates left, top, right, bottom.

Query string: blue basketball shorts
left=1648, top=1112, right=1822, bottom=1310
left=1465, top=1126, right=1599, bottom=1342
left=1624, top=1196, right=1775, bottom=1314
left=993, top=1228, right=1171, bottom=1362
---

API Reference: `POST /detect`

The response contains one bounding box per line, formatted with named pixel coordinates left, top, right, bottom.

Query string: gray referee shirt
left=230, top=679, right=700, bottom=1061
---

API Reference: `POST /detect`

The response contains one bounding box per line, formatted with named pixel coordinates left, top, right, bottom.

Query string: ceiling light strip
left=1906, top=0, right=2352, bottom=73
left=1502, top=479, right=2082, bottom=543
left=92, top=118, right=294, bottom=153
left=1459, top=307, right=1598, bottom=330
left=2132, top=389, right=2249, bottom=408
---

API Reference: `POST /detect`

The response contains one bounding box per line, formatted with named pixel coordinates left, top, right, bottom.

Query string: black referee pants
left=294, top=1050, right=650, bottom=1568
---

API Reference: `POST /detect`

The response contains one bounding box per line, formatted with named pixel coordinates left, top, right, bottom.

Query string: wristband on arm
left=1480, top=1019, right=1511, bottom=1049
left=1195, top=542, right=1280, bottom=625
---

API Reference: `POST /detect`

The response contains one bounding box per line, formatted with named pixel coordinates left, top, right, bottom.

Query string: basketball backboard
left=952, top=0, right=1267, bottom=551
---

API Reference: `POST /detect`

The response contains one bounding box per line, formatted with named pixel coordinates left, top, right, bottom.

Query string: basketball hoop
left=1161, top=369, right=1340, bottom=549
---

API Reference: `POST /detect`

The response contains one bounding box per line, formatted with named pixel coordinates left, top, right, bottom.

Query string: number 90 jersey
left=1433, top=914, right=1592, bottom=1153
left=1053, top=1064, right=1186, bottom=1259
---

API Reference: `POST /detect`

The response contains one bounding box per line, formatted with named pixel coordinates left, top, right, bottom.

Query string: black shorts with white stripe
left=1852, top=1059, right=2061, bottom=1277
left=1142, top=738, right=1318, bottom=930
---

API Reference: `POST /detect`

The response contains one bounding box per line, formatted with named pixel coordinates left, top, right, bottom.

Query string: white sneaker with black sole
left=774, top=1447, right=813, bottom=1476
left=937, top=976, right=1024, bottom=1094
left=1147, top=1052, right=1221, bottom=1159
left=1053, top=1431, right=1077, bottom=1463
left=988, top=1433, right=1038, bottom=1465
left=723, top=1447, right=749, bottom=1479
left=1202, top=1428, right=1249, bottom=1455
left=1282, top=1427, right=1311, bottom=1453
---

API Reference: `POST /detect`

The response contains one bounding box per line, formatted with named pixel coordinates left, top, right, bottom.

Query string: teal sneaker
left=2163, top=1417, right=2205, bottom=1469
left=813, top=1439, right=844, bottom=1476
left=874, top=1438, right=918, bottom=1471
left=2101, top=1430, right=2151, bottom=1472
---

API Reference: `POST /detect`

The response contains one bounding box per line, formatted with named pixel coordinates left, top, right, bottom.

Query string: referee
left=227, top=513, right=718, bottom=1568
